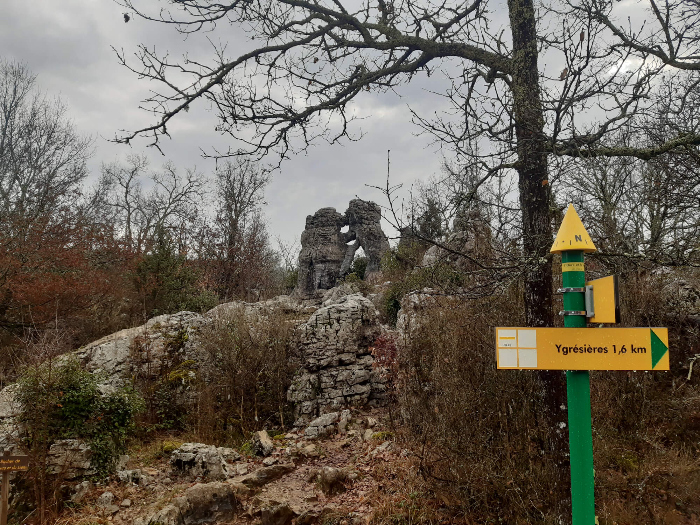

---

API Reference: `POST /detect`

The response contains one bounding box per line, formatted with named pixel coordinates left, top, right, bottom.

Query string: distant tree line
left=0, top=59, right=291, bottom=384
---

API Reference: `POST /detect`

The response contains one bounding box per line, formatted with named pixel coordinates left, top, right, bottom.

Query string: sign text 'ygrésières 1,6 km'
left=496, top=327, right=669, bottom=371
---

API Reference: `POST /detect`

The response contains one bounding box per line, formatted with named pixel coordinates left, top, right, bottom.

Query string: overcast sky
left=0, top=0, right=457, bottom=247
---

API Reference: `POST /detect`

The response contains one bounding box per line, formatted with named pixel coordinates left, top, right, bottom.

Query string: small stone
left=252, top=430, right=275, bottom=456
left=120, top=499, right=132, bottom=508
left=235, top=463, right=249, bottom=475
left=96, top=491, right=114, bottom=507
left=116, top=455, right=129, bottom=470
left=263, top=457, right=278, bottom=466
left=318, top=466, right=346, bottom=496
left=261, top=503, right=297, bottom=525
left=366, top=417, right=378, bottom=428
left=363, top=428, right=374, bottom=442
left=70, top=480, right=92, bottom=504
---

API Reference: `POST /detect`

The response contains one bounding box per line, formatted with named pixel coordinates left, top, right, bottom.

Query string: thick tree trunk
left=508, top=0, right=570, bottom=520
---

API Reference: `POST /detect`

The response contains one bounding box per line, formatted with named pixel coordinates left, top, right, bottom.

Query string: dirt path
left=61, top=408, right=402, bottom=525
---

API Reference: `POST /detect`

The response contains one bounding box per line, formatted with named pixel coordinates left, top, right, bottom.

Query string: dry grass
left=394, top=270, right=700, bottom=524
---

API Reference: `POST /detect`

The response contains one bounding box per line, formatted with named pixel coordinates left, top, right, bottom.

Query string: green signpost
left=555, top=207, right=596, bottom=525
left=497, top=204, right=670, bottom=524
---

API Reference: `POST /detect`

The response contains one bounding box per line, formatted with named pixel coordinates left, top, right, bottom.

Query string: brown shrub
left=396, top=269, right=700, bottom=524
left=193, top=306, right=297, bottom=444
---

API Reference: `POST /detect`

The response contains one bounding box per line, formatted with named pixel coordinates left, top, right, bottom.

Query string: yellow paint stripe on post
left=495, top=327, right=669, bottom=370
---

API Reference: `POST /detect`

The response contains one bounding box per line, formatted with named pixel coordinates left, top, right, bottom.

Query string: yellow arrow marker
left=550, top=204, right=597, bottom=254
left=495, top=327, right=669, bottom=371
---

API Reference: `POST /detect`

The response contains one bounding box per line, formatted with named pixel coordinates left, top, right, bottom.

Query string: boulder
left=304, top=412, right=340, bottom=438
left=134, top=482, right=240, bottom=525
left=70, top=480, right=92, bottom=504
left=252, top=430, right=275, bottom=457
left=261, top=503, right=297, bottom=525
left=319, top=466, right=347, bottom=496
left=170, top=443, right=239, bottom=480
left=237, top=463, right=295, bottom=488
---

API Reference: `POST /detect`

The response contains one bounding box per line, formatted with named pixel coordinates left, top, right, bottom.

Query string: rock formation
left=294, top=200, right=389, bottom=298
left=295, top=208, right=348, bottom=299
left=287, top=293, right=387, bottom=425
left=421, top=208, right=492, bottom=269
left=341, top=199, right=390, bottom=276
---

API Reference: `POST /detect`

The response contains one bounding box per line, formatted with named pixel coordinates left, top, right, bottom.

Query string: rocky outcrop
left=47, top=439, right=95, bottom=480
left=341, top=199, right=390, bottom=276
left=170, top=443, right=241, bottom=480
left=287, top=294, right=387, bottom=425
left=72, top=310, right=207, bottom=393
left=294, top=200, right=389, bottom=298
left=295, top=208, right=349, bottom=298
left=421, top=208, right=492, bottom=269
left=133, top=481, right=242, bottom=525
left=0, top=283, right=391, bottom=483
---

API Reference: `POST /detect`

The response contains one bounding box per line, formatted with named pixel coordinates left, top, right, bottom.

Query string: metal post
left=562, top=250, right=595, bottom=524
left=1, top=450, right=9, bottom=525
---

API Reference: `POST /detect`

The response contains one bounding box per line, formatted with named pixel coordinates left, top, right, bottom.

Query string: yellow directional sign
left=495, top=327, right=669, bottom=370
left=551, top=204, right=597, bottom=254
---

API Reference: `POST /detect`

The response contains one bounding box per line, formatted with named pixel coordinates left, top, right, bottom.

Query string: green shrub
left=351, top=256, right=368, bottom=280
left=16, top=357, right=144, bottom=479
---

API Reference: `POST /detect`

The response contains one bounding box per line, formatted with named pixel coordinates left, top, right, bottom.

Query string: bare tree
left=0, top=60, right=92, bottom=225
left=114, top=0, right=700, bottom=514
left=200, top=159, right=275, bottom=300
left=215, top=158, right=270, bottom=255
left=98, top=155, right=205, bottom=253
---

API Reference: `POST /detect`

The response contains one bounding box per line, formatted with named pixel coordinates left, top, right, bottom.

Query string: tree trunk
left=508, top=0, right=570, bottom=520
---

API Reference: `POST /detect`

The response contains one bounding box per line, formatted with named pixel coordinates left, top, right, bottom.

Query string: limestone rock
left=315, top=466, right=347, bottom=496
left=295, top=208, right=348, bottom=298
left=261, top=503, right=297, bottom=525
left=294, top=200, right=389, bottom=299
left=341, top=199, right=390, bottom=276
left=237, top=463, right=295, bottom=488
left=96, top=491, right=114, bottom=507
left=420, top=209, right=492, bottom=270
left=338, top=409, right=351, bottom=434
left=70, top=480, right=92, bottom=504
left=133, top=503, right=181, bottom=525
left=170, top=443, right=237, bottom=480
left=304, top=412, right=340, bottom=438
left=180, top=482, right=240, bottom=521
left=288, top=294, right=387, bottom=425
left=117, top=469, right=148, bottom=485
left=47, top=439, right=95, bottom=479
left=134, top=482, right=240, bottom=525
left=252, top=430, right=275, bottom=457
left=0, top=384, right=19, bottom=419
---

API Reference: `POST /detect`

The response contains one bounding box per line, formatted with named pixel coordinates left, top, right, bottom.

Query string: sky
left=0, top=0, right=452, bottom=247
